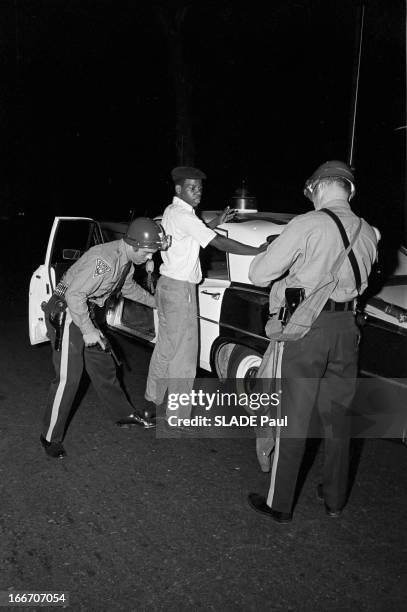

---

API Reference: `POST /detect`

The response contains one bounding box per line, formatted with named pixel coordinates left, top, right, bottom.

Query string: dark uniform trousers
left=43, top=311, right=133, bottom=443
left=267, top=310, right=360, bottom=514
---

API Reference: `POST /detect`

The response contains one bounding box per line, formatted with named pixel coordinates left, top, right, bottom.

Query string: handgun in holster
left=278, top=287, right=305, bottom=326
left=41, top=282, right=68, bottom=351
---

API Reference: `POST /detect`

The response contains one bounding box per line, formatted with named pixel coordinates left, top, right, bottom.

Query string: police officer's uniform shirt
left=159, top=196, right=216, bottom=284
left=63, top=239, right=155, bottom=335
left=249, top=200, right=378, bottom=312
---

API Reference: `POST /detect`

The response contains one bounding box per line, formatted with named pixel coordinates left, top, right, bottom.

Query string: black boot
left=40, top=434, right=66, bottom=459
left=116, top=413, right=156, bottom=429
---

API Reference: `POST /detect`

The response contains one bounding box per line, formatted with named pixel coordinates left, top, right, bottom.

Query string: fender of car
left=29, top=214, right=407, bottom=438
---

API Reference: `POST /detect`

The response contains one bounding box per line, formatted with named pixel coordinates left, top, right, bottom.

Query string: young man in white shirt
left=145, top=166, right=262, bottom=427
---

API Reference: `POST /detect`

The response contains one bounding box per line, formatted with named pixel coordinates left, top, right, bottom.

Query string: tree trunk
left=153, top=5, right=195, bottom=166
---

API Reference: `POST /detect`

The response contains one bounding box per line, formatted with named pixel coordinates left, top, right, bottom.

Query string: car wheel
left=227, top=345, right=263, bottom=393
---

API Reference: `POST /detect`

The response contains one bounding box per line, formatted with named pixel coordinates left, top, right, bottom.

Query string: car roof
left=218, top=215, right=291, bottom=245
left=201, top=210, right=294, bottom=225
left=227, top=211, right=295, bottom=225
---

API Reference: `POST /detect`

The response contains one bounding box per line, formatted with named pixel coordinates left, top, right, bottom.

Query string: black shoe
left=116, top=413, right=156, bottom=429
left=40, top=434, right=66, bottom=459
left=316, top=484, right=343, bottom=518
left=141, top=402, right=157, bottom=420
left=247, top=493, right=292, bottom=523
left=325, top=507, right=342, bottom=518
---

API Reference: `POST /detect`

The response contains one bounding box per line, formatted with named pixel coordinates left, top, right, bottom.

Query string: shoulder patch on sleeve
left=93, top=257, right=112, bottom=277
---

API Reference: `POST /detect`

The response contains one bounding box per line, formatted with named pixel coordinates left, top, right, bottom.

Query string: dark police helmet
left=124, top=217, right=171, bottom=251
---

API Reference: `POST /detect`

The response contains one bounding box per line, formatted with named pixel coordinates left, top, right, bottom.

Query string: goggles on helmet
left=156, top=224, right=172, bottom=251
left=303, top=176, right=355, bottom=201
left=303, top=161, right=356, bottom=201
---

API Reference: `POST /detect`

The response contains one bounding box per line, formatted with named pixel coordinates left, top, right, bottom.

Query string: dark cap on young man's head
left=171, top=166, right=207, bottom=182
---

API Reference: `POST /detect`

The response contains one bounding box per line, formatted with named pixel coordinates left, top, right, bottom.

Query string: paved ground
left=0, top=221, right=406, bottom=611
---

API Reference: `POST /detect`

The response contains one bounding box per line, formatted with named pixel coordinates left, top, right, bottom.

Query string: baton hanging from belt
left=88, top=302, right=122, bottom=368
left=92, top=319, right=122, bottom=368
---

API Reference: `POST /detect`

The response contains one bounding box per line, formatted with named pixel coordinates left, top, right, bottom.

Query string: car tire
left=226, top=345, right=263, bottom=393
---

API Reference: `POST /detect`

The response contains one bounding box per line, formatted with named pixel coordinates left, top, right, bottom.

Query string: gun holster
left=278, top=287, right=305, bottom=325
left=42, top=294, right=68, bottom=351
left=42, top=293, right=67, bottom=315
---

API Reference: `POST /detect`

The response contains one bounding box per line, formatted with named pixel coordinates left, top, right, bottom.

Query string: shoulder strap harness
left=321, top=208, right=362, bottom=293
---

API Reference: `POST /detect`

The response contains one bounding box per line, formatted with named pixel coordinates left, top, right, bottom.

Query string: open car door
left=104, top=225, right=231, bottom=360
left=105, top=251, right=159, bottom=344
left=28, top=217, right=103, bottom=345
left=97, top=217, right=158, bottom=344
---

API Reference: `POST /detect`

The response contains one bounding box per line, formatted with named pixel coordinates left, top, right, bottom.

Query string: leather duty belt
left=322, top=299, right=354, bottom=312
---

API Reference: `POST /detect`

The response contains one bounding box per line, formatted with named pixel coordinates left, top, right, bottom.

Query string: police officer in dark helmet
left=248, top=161, right=379, bottom=523
left=40, top=217, right=171, bottom=459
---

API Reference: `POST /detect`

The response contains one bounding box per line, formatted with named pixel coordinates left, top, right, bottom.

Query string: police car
left=29, top=211, right=407, bottom=392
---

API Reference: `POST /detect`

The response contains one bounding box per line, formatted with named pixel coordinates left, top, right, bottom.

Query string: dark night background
left=0, top=4, right=406, bottom=606
left=0, top=0, right=405, bottom=248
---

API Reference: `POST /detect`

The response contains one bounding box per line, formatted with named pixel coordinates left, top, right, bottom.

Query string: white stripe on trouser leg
left=266, top=341, right=284, bottom=508
left=46, top=312, right=72, bottom=441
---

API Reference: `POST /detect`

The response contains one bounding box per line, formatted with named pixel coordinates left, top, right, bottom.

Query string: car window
left=51, top=220, right=102, bottom=265
left=50, top=220, right=102, bottom=284
left=200, top=243, right=229, bottom=280
left=99, top=220, right=127, bottom=242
